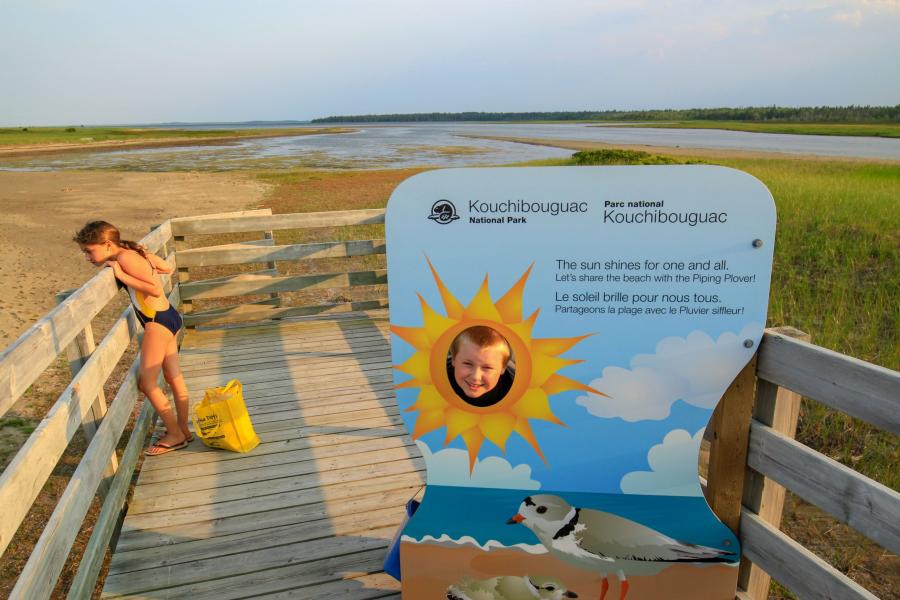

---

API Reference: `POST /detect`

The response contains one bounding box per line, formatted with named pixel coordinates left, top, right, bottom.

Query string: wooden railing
left=0, top=208, right=896, bottom=599
left=0, top=222, right=177, bottom=599
left=171, top=207, right=387, bottom=327
left=708, top=327, right=899, bottom=600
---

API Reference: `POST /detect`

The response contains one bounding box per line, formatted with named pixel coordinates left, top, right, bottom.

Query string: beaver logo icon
left=427, top=199, right=459, bottom=224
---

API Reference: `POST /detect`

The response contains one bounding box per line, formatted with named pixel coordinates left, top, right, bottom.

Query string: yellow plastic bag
left=191, top=379, right=260, bottom=453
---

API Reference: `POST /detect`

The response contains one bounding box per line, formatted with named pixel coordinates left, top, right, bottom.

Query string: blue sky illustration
left=387, top=166, right=775, bottom=495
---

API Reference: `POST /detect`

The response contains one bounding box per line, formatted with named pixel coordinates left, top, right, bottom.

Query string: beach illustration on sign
left=390, top=257, right=744, bottom=599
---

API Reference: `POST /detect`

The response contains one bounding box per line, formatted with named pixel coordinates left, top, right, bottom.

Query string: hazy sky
left=2, top=0, right=898, bottom=126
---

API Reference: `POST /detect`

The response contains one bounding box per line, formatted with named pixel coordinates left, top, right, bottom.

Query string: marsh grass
left=0, top=126, right=352, bottom=147
left=596, top=120, right=900, bottom=138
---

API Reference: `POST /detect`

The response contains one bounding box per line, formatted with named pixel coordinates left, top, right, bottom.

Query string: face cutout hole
left=447, top=326, right=515, bottom=408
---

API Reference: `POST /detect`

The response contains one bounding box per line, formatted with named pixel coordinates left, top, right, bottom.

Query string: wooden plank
left=139, top=428, right=410, bottom=484
left=180, top=324, right=390, bottom=354
left=239, top=381, right=397, bottom=410
left=246, top=388, right=397, bottom=417
left=170, top=208, right=386, bottom=235
left=180, top=352, right=392, bottom=384
left=0, top=306, right=140, bottom=557
left=53, top=291, right=118, bottom=500
left=180, top=269, right=387, bottom=300
left=181, top=312, right=389, bottom=345
left=119, top=470, right=423, bottom=535
left=139, top=415, right=406, bottom=472
left=128, top=455, right=424, bottom=514
left=705, top=356, right=757, bottom=533
left=177, top=238, right=386, bottom=267
left=254, top=574, right=400, bottom=600
left=740, top=510, right=878, bottom=600
left=102, top=524, right=397, bottom=596
left=110, top=548, right=396, bottom=600
left=66, top=398, right=154, bottom=600
left=106, top=548, right=396, bottom=600
left=110, top=505, right=405, bottom=576
left=757, top=330, right=900, bottom=434
left=0, top=223, right=171, bottom=416
left=10, top=359, right=142, bottom=600
left=129, top=446, right=420, bottom=513
left=738, top=327, right=808, bottom=600
left=183, top=298, right=389, bottom=326
left=747, top=420, right=900, bottom=554
left=131, top=436, right=416, bottom=499
left=247, top=399, right=399, bottom=427
left=170, top=208, right=272, bottom=223
left=179, top=340, right=390, bottom=373
left=183, top=367, right=395, bottom=397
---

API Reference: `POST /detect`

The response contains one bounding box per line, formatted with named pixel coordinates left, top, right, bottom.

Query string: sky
left=1, top=0, right=898, bottom=126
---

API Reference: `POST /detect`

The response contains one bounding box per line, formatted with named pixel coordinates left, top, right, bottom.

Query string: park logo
left=427, top=199, right=459, bottom=224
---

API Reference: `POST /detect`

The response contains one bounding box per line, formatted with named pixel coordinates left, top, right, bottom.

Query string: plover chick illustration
left=507, top=494, right=736, bottom=600
left=447, top=575, right=578, bottom=600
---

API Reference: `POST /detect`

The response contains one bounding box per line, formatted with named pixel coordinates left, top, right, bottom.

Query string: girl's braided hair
left=73, top=221, right=147, bottom=258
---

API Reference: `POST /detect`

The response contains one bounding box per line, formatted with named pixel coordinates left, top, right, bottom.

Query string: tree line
left=312, top=105, right=900, bottom=123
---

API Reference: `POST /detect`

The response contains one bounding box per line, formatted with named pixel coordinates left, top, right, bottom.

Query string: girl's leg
left=140, top=323, right=186, bottom=451
left=162, top=333, right=191, bottom=438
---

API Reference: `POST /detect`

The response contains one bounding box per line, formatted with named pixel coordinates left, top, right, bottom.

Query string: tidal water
left=2, top=122, right=898, bottom=172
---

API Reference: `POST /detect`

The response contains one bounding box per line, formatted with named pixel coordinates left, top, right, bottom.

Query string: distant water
left=401, top=485, right=739, bottom=554
left=2, top=122, right=898, bottom=172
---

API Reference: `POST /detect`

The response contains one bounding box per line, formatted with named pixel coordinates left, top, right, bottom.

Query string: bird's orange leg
left=618, top=579, right=630, bottom=600
left=599, top=576, right=609, bottom=600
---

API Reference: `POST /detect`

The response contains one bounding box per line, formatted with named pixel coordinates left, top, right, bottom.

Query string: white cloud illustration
left=416, top=441, right=541, bottom=490
left=576, top=323, right=760, bottom=421
left=620, top=428, right=704, bottom=496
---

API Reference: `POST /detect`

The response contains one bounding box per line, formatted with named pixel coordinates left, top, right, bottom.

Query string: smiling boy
left=448, top=326, right=514, bottom=408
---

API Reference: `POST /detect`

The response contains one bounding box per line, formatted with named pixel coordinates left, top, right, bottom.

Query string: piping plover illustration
left=447, top=575, right=578, bottom=600
left=507, top=494, right=736, bottom=600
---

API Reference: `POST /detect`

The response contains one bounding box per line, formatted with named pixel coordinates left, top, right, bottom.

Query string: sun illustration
left=392, top=258, right=606, bottom=473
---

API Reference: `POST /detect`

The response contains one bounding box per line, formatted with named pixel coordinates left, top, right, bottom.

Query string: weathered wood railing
left=707, top=327, right=899, bottom=600
left=0, top=222, right=177, bottom=599
left=172, top=207, right=387, bottom=327
left=1, top=207, right=896, bottom=599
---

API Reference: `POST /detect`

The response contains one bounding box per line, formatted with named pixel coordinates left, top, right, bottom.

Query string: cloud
left=576, top=323, right=760, bottom=422
left=416, top=441, right=541, bottom=490
left=620, top=428, right=705, bottom=496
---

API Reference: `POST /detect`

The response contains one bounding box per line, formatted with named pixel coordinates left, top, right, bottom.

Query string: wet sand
left=0, top=128, right=355, bottom=157
left=0, top=171, right=267, bottom=346
left=401, top=542, right=739, bottom=599
left=462, top=134, right=900, bottom=163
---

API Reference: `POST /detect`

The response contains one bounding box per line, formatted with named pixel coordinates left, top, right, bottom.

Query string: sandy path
left=0, top=171, right=267, bottom=347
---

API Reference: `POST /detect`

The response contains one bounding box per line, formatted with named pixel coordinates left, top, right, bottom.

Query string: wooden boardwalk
left=102, top=311, right=422, bottom=599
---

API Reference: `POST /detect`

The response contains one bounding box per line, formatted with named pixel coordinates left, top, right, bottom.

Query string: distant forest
left=312, top=105, right=900, bottom=123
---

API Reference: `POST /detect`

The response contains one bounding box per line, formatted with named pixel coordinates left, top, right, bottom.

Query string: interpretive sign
left=385, top=166, right=775, bottom=599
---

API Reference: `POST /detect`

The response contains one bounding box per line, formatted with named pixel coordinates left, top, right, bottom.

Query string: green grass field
left=0, top=126, right=350, bottom=146
left=594, top=120, right=900, bottom=138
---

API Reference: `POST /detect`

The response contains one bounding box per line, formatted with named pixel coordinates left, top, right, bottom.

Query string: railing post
left=738, top=326, right=810, bottom=600
left=263, top=229, right=281, bottom=307
left=706, top=355, right=758, bottom=533
left=54, top=290, right=117, bottom=499
left=174, top=234, right=193, bottom=327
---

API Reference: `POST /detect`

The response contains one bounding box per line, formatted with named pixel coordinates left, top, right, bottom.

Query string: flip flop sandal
left=153, top=430, right=195, bottom=443
left=144, top=439, right=189, bottom=456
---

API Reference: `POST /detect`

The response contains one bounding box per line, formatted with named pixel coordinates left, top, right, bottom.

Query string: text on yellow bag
left=192, top=379, right=260, bottom=453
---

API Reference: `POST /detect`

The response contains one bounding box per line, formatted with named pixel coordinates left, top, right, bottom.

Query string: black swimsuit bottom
left=135, top=304, right=183, bottom=335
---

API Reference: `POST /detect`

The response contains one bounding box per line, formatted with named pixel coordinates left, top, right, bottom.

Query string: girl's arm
left=147, top=253, right=173, bottom=274
left=108, top=252, right=164, bottom=298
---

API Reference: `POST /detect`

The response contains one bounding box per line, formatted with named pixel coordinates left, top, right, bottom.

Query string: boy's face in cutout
left=451, top=339, right=508, bottom=399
